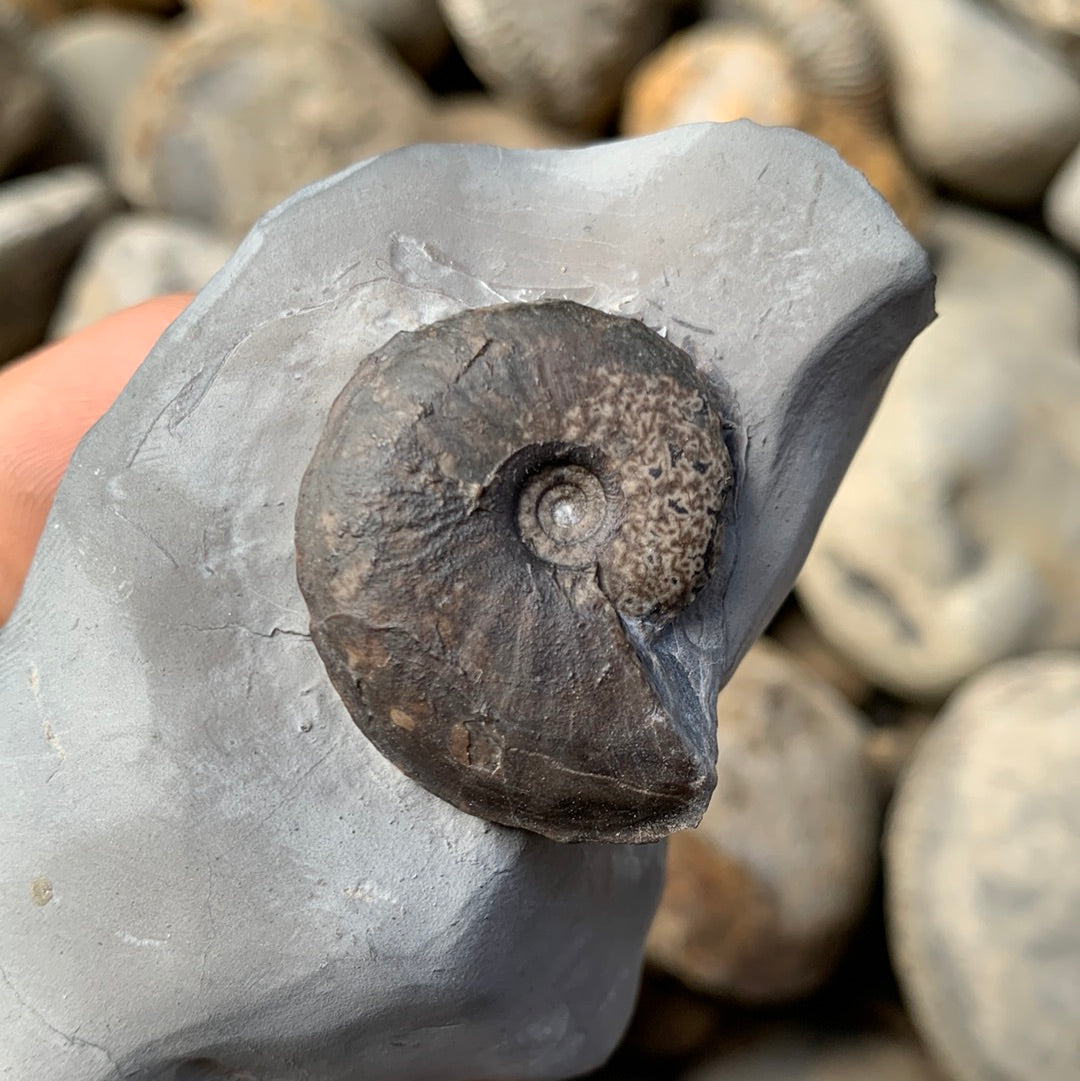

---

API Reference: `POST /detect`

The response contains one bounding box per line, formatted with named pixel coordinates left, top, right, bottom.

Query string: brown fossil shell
left=296, top=300, right=735, bottom=843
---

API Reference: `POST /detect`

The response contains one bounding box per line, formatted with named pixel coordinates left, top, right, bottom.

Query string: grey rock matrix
left=0, top=124, right=933, bottom=1080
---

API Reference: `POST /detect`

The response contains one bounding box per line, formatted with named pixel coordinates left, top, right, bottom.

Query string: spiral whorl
left=296, top=300, right=734, bottom=842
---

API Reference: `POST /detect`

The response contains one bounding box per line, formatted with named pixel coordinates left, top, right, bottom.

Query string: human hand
left=0, top=295, right=193, bottom=625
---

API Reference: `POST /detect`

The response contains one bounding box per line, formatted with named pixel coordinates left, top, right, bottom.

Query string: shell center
left=518, top=463, right=612, bottom=567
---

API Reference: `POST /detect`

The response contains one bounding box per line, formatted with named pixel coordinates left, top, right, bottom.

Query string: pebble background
left=1, top=0, right=1078, bottom=1078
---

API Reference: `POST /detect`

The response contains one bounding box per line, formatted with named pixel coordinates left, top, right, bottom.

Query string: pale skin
left=0, top=294, right=193, bottom=625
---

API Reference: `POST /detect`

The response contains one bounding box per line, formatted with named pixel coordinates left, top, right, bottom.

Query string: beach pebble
left=861, top=0, right=1080, bottom=204
left=798, top=206, right=1080, bottom=701
left=438, top=0, right=672, bottom=130
left=992, top=0, right=1080, bottom=66
left=621, top=22, right=927, bottom=235
left=1045, top=140, right=1080, bottom=252
left=622, top=22, right=807, bottom=134
left=327, top=0, right=448, bottom=71
left=887, top=652, right=1080, bottom=1081
left=0, top=19, right=52, bottom=178
left=0, top=165, right=113, bottom=364
left=112, top=15, right=436, bottom=236
left=684, top=1027, right=946, bottom=1081
left=646, top=639, right=879, bottom=1003
left=435, top=93, right=578, bottom=148
left=5, top=0, right=176, bottom=22
left=49, top=212, right=233, bottom=337
left=769, top=605, right=873, bottom=707
left=706, top=0, right=888, bottom=123
left=34, top=11, right=166, bottom=165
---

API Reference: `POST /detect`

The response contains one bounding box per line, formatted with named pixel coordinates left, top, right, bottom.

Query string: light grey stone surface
left=798, top=205, right=1080, bottom=700
left=862, top=0, right=1080, bottom=204
left=1046, top=140, right=1080, bottom=252
left=887, top=652, right=1080, bottom=1081
left=50, top=212, right=234, bottom=338
left=0, top=165, right=114, bottom=364
left=34, top=11, right=167, bottom=167
left=0, top=124, right=932, bottom=1079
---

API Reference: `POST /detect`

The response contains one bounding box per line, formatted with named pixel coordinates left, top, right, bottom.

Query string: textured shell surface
left=297, top=300, right=735, bottom=843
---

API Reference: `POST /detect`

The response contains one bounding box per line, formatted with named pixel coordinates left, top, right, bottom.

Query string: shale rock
left=0, top=125, right=932, bottom=1078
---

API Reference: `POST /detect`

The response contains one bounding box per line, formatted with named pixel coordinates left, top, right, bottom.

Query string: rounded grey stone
left=887, top=652, right=1080, bottom=1081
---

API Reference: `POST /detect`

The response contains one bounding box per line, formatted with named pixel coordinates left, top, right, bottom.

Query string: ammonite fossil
left=297, top=300, right=735, bottom=843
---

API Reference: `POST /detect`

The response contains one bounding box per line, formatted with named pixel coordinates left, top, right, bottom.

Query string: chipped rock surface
left=34, top=11, right=167, bottom=165
left=862, top=0, right=1080, bottom=204
left=798, top=205, right=1080, bottom=701
left=0, top=125, right=932, bottom=1078
left=0, top=164, right=114, bottom=363
left=647, top=638, right=880, bottom=1002
left=887, top=652, right=1080, bottom=1081
left=49, top=212, right=234, bottom=337
left=1045, top=140, right=1080, bottom=252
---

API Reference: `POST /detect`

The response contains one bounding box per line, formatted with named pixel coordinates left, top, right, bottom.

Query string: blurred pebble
left=49, top=212, right=232, bottom=337
left=684, top=1027, right=946, bottom=1081
left=646, top=639, right=879, bottom=1003
left=863, top=709, right=931, bottom=798
left=112, top=14, right=436, bottom=236
left=327, top=0, right=448, bottom=72
left=861, top=0, right=1080, bottom=205
left=34, top=11, right=166, bottom=165
left=1045, top=139, right=1080, bottom=252
left=768, top=604, right=873, bottom=707
left=0, top=165, right=113, bottom=363
left=437, top=0, right=672, bottom=131
left=0, top=18, right=52, bottom=177
left=620, top=22, right=927, bottom=235
left=5, top=0, right=175, bottom=22
left=707, top=0, right=888, bottom=123
left=621, top=973, right=725, bottom=1060
left=886, top=651, right=1080, bottom=1081
left=798, top=206, right=1080, bottom=701
left=992, top=0, right=1080, bottom=66
left=621, top=22, right=807, bottom=133
left=435, top=93, right=579, bottom=148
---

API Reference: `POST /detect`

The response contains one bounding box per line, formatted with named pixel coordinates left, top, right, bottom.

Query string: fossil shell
left=708, top=0, right=889, bottom=122
left=437, top=0, right=672, bottom=131
left=296, top=300, right=735, bottom=843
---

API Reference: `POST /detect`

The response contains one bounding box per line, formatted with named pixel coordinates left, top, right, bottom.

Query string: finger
left=0, top=294, right=193, bottom=624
